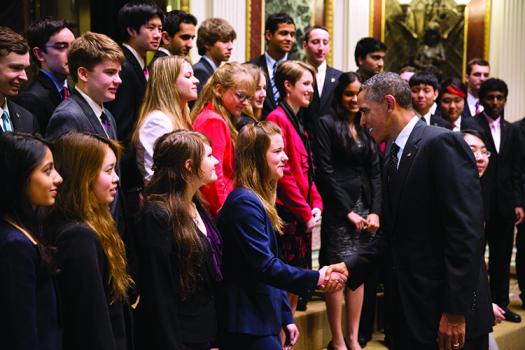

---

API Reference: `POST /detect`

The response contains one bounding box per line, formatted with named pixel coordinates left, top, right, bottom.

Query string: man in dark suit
left=248, top=13, right=296, bottom=117
left=0, top=26, right=39, bottom=134
left=14, top=18, right=75, bottom=134
left=301, top=25, right=342, bottom=134
left=330, top=72, right=488, bottom=349
left=461, top=58, right=490, bottom=119
left=470, top=78, right=524, bottom=323
left=150, top=9, right=197, bottom=67
left=193, top=17, right=236, bottom=94
left=409, top=71, right=450, bottom=128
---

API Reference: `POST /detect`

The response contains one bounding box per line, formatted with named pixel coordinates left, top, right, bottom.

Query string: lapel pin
left=331, top=77, right=336, bottom=83
left=16, top=112, right=20, bottom=119
left=407, top=153, right=412, bottom=157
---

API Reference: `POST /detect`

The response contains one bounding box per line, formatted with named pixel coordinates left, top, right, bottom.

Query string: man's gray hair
left=361, top=72, right=413, bottom=109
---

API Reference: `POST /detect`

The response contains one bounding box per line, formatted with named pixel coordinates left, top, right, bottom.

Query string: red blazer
left=266, top=105, right=323, bottom=223
left=193, top=103, right=235, bottom=217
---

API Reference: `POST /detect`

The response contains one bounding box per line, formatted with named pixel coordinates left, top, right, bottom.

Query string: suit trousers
left=486, top=213, right=516, bottom=307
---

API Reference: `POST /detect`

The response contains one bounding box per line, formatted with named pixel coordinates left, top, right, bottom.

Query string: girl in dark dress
left=45, top=133, right=133, bottom=350
left=0, top=132, right=63, bottom=350
left=134, top=130, right=222, bottom=350
left=312, top=72, right=382, bottom=350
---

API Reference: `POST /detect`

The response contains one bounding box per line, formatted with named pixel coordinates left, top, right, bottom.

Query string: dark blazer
left=470, top=113, right=523, bottom=220
left=312, top=113, right=382, bottom=219
left=247, top=54, right=278, bottom=118
left=514, top=117, right=525, bottom=204
left=193, top=56, right=215, bottom=95
left=148, top=49, right=169, bottom=70
left=433, top=110, right=478, bottom=131
left=0, top=221, right=62, bottom=350
left=428, top=112, right=450, bottom=128
left=134, top=202, right=219, bottom=349
left=46, top=90, right=117, bottom=140
left=51, top=222, right=131, bottom=350
left=14, top=71, right=63, bottom=134
left=1, top=100, right=39, bottom=134
left=301, top=66, right=342, bottom=134
left=345, top=120, right=486, bottom=344
left=217, top=187, right=319, bottom=336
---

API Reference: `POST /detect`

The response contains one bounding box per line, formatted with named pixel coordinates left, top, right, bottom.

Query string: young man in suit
left=301, top=25, right=341, bottom=134
left=471, top=78, right=524, bottom=323
left=409, top=71, right=449, bottom=128
left=193, top=17, right=236, bottom=94
left=0, top=26, right=39, bottom=134
left=354, top=37, right=386, bottom=83
left=154, top=10, right=197, bottom=59
left=330, top=72, right=490, bottom=349
left=462, top=58, right=490, bottom=119
left=14, top=18, right=74, bottom=134
left=248, top=13, right=296, bottom=117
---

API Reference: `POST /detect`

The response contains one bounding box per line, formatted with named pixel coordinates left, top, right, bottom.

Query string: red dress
left=266, top=104, right=323, bottom=268
left=193, top=103, right=235, bottom=217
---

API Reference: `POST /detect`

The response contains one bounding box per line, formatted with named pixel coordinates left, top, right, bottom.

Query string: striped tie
left=2, top=110, right=13, bottom=132
left=271, top=61, right=280, bottom=103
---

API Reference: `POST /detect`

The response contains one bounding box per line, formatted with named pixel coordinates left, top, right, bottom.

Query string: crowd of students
left=1, top=1, right=525, bottom=350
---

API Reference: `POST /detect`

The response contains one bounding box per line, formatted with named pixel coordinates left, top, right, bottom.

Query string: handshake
left=317, top=262, right=350, bottom=292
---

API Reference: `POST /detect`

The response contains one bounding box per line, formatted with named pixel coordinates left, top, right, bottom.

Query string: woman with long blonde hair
left=236, top=64, right=268, bottom=130
left=191, top=62, right=255, bottom=217
left=45, top=132, right=133, bottom=350
left=133, top=55, right=199, bottom=180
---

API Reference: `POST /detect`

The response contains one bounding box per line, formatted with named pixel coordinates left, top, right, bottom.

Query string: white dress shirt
left=122, top=43, right=145, bottom=70
left=485, top=114, right=501, bottom=153
left=392, top=116, right=419, bottom=168
left=316, top=61, right=327, bottom=97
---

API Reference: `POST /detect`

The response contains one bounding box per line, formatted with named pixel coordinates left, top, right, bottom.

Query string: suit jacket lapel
left=103, top=108, right=118, bottom=140
left=499, top=120, right=509, bottom=153
left=123, top=46, right=146, bottom=89
left=260, top=54, right=277, bottom=109
left=6, top=100, right=22, bottom=131
left=37, top=71, right=62, bottom=104
left=71, top=91, right=108, bottom=138
left=477, top=116, right=497, bottom=153
left=319, top=67, right=337, bottom=110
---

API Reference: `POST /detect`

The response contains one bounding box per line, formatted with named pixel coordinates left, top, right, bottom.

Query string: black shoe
left=358, top=336, right=368, bottom=348
left=296, top=297, right=308, bottom=311
left=504, top=308, right=522, bottom=323
left=327, top=341, right=334, bottom=350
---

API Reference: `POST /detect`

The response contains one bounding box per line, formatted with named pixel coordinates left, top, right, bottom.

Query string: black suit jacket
left=433, top=110, right=478, bottom=131
left=148, top=49, right=169, bottom=70
left=471, top=113, right=523, bottom=220
left=1, top=100, right=39, bottom=134
left=514, top=117, right=525, bottom=205
left=46, top=90, right=117, bottom=140
left=461, top=104, right=473, bottom=119
left=193, top=57, right=215, bottom=95
left=302, top=66, right=342, bottom=134
left=14, top=71, right=63, bottom=134
left=247, top=54, right=279, bottom=118
left=346, top=120, right=486, bottom=343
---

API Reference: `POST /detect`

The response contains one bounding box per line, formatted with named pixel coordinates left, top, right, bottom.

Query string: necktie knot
left=100, top=112, right=110, bottom=134
left=62, top=86, right=70, bottom=100
left=143, top=66, right=149, bottom=80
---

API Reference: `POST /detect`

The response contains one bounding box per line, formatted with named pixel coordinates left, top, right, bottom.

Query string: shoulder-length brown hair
left=235, top=121, right=283, bottom=233
left=132, top=55, right=193, bottom=148
left=49, top=132, right=132, bottom=300
left=145, top=129, right=210, bottom=299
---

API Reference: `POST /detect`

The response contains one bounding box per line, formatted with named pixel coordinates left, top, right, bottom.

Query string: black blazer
left=471, top=113, right=523, bottom=220
left=247, top=54, right=278, bottom=118
left=514, top=117, right=525, bottom=205
left=312, top=113, right=382, bottom=219
left=345, top=121, right=486, bottom=343
left=301, top=66, right=342, bottom=134
left=0, top=221, right=62, bottom=350
left=14, top=71, right=63, bottom=134
left=134, top=202, right=218, bottom=349
left=46, top=90, right=117, bottom=140
left=193, top=57, right=215, bottom=95
left=1, top=99, right=39, bottom=134
left=148, top=49, right=169, bottom=70
left=433, top=110, right=478, bottom=131
left=51, top=222, right=131, bottom=350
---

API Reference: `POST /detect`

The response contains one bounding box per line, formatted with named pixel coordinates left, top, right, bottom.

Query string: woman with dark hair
left=312, top=72, right=382, bottom=350
left=265, top=60, right=324, bottom=314
left=0, top=132, right=63, bottom=350
left=134, top=130, right=222, bottom=350
left=438, top=78, right=476, bottom=131
left=218, top=122, right=344, bottom=350
left=45, top=133, right=133, bottom=350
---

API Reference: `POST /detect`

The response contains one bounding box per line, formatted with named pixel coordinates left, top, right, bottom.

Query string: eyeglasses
left=473, top=150, right=491, bottom=158
left=45, top=42, right=70, bottom=51
left=234, top=91, right=253, bottom=103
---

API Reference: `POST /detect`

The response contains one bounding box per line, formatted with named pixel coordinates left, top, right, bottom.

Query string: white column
left=489, top=0, right=525, bottom=122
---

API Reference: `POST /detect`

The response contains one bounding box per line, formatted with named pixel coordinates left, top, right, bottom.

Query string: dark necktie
left=388, top=143, right=400, bottom=181
left=100, top=112, right=110, bottom=134
left=143, top=66, right=149, bottom=80
left=271, top=61, right=280, bottom=103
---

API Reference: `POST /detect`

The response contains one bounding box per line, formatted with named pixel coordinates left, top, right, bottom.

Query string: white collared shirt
left=484, top=113, right=501, bottom=153
left=417, top=103, right=437, bottom=125
left=157, top=47, right=171, bottom=56
left=316, top=61, right=327, bottom=97
left=0, top=98, right=12, bottom=132
left=467, top=92, right=483, bottom=116
left=392, top=116, right=419, bottom=168
left=122, top=43, right=145, bottom=70
left=451, top=116, right=462, bottom=132
left=265, top=52, right=288, bottom=83
left=75, top=86, right=109, bottom=137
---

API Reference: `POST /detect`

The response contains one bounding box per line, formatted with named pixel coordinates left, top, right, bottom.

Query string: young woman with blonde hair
left=236, top=64, right=268, bottom=130
left=134, top=130, right=222, bottom=349
left=45, top=132, right=133, bottom=350
left=133, top=55, right=199, bottom=181
left=191, top=61, right=255, bottom=216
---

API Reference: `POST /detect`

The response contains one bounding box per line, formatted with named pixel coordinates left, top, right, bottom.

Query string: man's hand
left=283, top=323, right=299, bottom=350
left=492, top=303, right=505, bottom=324
left=317, top=266, right=346, bottom=292
left=437, top=313, right=465, bottom=350
left=366, top=213, right=380, bottom=233
left=515, top=207, right=524, bottom=225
